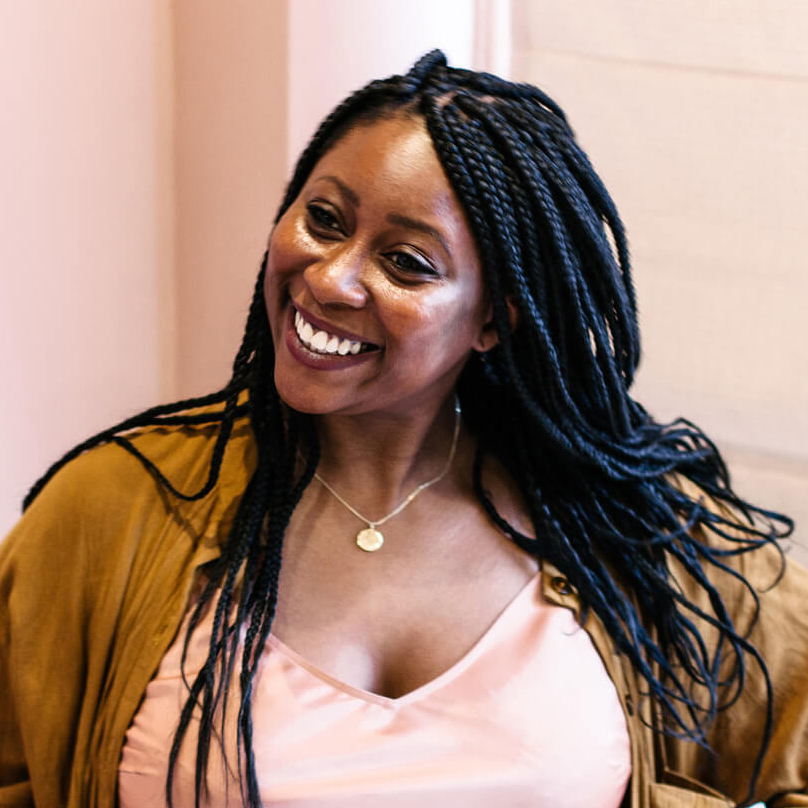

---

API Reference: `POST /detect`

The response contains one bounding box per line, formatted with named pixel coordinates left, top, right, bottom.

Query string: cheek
left=263, top=234, right=298, bottom=334
left=266, top=207, right=318, bottom=279
left=263, top=227, right=306, bottom=319
left=385, top=292, right=481, bottom=357
left=262, top=244, right=282, bottom=311
left=262, top=262, right=275, bottom=316
left=265, top=222, right=295, bottom=283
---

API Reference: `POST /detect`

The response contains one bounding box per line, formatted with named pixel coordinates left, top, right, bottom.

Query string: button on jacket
left=1, top=419, right=807, bottom=807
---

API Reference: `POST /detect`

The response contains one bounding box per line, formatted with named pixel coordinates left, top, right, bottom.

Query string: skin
left=264, top=114, right=497, bottom=421
left=264, top=115, right=538, bottom=699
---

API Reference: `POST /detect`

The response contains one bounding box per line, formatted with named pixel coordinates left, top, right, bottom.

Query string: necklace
left=312, top=399, right=462, bottom=552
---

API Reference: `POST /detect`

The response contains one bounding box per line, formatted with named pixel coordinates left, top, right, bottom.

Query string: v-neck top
left=118, top=573, right=630, bottom=807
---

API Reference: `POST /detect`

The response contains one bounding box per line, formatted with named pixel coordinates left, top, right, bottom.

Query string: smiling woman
left=1, top=50, right=807, bottom=808
left=266, top=115, right=496, bottom=418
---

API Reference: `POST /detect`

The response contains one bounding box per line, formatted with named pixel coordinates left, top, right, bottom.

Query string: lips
left=293, top=309, right=374, bottom=356
left=283, top=304, right=380, bottom=370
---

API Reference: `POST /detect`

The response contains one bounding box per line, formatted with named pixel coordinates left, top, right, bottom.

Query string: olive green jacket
left=1, top=420, right=807, bottom=807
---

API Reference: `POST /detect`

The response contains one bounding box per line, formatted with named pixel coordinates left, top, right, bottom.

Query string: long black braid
left=25, top=50, right=792, bottom=805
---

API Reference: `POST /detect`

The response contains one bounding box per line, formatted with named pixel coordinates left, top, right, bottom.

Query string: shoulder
left=42, top=413, right=252, bottom=507
left=1, top=411, right=256, bottom=572
left=687, top=481, right=799, bottom=608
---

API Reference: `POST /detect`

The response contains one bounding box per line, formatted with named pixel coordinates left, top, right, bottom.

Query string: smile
left=293, top=309, right=375, bottom=356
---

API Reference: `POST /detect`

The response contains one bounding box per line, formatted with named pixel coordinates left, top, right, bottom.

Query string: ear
left=472, top=298, right=518, bottom=353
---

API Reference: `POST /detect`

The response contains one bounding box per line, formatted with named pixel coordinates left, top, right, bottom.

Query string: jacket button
left=551, top=576, right=574, bottom=596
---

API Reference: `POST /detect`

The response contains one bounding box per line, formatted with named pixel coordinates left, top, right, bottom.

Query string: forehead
left=308, top=115, right=465, bottom=224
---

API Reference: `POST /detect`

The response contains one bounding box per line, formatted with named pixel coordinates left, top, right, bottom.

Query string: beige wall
left=512, top=0, right=808, bottom=562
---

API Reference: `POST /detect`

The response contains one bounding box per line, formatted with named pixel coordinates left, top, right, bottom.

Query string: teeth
left=293, top=309, right=368, bottom=356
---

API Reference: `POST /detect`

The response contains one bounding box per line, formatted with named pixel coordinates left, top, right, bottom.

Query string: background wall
left=172, top=1, right=288, bottom=398
left=0, top=2, right=173, bottom=530
left=173, top=0, right=477, bottom=401
left=513, top=0, right=808, bottom=563
left=2, top=1, right=804, bottom=566
left=0, top=0, right=485, bottom=536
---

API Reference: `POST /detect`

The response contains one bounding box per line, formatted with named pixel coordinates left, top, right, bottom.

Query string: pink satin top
left=119, top=573, right=630, bottom=807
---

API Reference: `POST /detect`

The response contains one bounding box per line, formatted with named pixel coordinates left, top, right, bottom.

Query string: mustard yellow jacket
left=1, top=420, right=807, bottom=807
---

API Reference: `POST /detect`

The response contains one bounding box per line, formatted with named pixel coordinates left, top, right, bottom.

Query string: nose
left=303, top=243, right=370, bottom=309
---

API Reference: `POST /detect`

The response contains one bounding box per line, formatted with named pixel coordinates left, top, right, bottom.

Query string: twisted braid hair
left=25, top=50, right=792, bottom=805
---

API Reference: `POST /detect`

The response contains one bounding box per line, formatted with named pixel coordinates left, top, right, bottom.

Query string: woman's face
left=264, top=114, right=496, bottom=417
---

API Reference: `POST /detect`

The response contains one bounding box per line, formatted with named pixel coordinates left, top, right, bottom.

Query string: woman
left=1, top=51, right=806, bottom=807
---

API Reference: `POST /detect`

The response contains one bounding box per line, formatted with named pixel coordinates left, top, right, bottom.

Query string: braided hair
left=26, top=50, right=792, bottom=806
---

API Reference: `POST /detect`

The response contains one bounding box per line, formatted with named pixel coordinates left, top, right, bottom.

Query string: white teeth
left=293, top=309, right=368, bottom=356
left=310, top=330, right=328, bottom=351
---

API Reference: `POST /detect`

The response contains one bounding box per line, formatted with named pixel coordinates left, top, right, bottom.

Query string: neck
left=305, top=395, right=462, bottom=516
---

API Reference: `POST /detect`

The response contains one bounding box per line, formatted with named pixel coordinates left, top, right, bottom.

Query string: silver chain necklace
left=312, top=399, right=462, bottom=552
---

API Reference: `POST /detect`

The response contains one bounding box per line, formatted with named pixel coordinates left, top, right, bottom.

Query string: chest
left=272, top=567, right=539, bottom=698
left=119, top=570, right=632, bottom=808
left=272, top=494, right=540, bottom=699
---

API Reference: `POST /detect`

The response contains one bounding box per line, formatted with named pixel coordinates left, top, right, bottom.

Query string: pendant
left=356, top=527, right=384, bottom=552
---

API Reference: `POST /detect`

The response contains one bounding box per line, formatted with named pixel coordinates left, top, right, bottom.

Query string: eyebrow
left=314, top=175, right=360, bottom=207
left=386, top=213, right=452, bottom=259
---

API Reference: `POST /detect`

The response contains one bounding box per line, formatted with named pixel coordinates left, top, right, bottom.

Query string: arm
left=0, top=468, right=92, bottom=808
left=663, top=536, right=808, bottom=807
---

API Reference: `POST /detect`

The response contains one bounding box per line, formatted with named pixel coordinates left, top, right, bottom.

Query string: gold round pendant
left=356, top=528, right=384, bottom=552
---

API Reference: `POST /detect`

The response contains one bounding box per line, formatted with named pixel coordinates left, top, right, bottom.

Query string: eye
left=306, top=202, right=343, bottom=234
left=384, top=250, right=438, bottom=279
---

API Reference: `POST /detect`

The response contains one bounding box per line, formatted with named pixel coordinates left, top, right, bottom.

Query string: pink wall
left=512, top=0, right=808, bottom=558
left=0, top=3, right=173, bottom=534
left=1, top=0, right=483, bottom=537
left=6, top=2, right=796, bottom=554
left=173, top=0, right=478, bottom=401
left=286, top=0, right=475, bottom=169
left=173, top=1, right=289, bottom=399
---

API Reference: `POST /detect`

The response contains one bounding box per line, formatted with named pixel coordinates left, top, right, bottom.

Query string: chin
left=273, top=373, right=340, bottom=416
